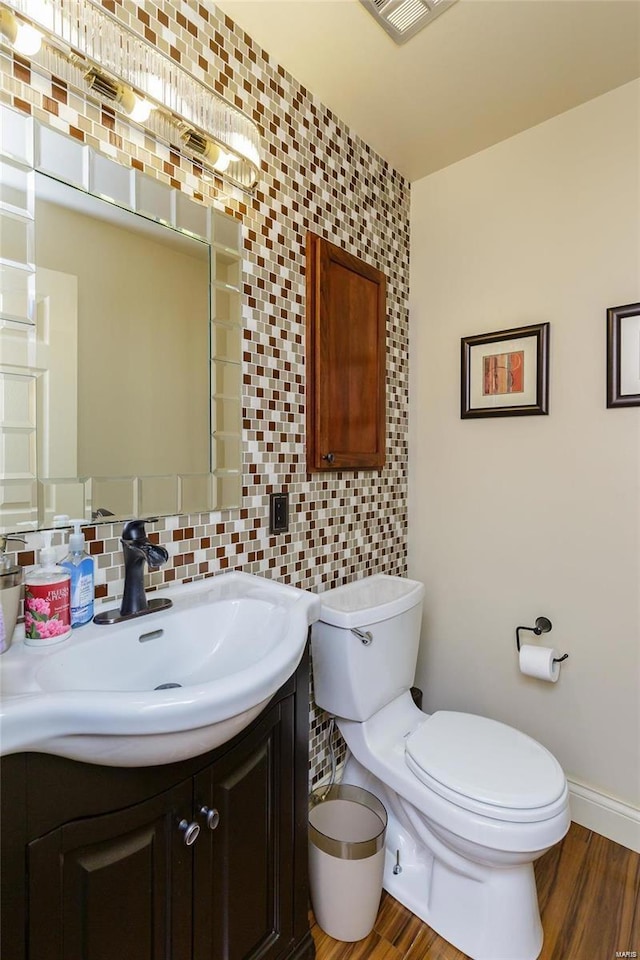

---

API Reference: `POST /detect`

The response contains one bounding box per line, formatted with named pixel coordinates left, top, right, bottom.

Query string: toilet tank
left=312, top=575, right=425, bottom=721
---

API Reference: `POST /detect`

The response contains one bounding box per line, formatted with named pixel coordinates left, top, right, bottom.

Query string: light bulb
left=127, top=95, right=153, bottom=123
left=206, top=143, right=231, bottom=173
left=12, top=22, right=42, bottom=55
left=214, top=151, right=231, bottom=173
left=0, top=8, right=42, bottom=55
left=118, top=85, right=154, bottom=123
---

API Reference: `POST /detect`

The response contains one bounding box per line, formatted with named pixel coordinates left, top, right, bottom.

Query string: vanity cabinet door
left=193, top=698, right=295, bottom=960
left=27, top=778, right=194, bottom=960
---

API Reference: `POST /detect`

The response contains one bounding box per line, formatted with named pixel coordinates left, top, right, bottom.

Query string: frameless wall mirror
left=0, top=104, right=242, bottom=535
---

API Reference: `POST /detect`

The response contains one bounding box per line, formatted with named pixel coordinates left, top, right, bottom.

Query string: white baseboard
left=568, top=777, right=640, bottom=853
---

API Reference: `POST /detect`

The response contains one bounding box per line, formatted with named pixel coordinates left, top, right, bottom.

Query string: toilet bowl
left=312, top=575, right=570, bottom=960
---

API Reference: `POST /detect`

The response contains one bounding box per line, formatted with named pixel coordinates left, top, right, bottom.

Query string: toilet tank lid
left=318, top=575, right=424, bottom=627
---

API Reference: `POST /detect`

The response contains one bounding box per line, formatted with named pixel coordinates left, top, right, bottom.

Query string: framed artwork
left=461, top=322, right=550, bottom=419
left=607, top=302, right=640, bottom=408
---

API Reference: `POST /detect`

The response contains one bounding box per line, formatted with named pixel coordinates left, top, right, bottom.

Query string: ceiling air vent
left=360, top=0, right=458, bottom=45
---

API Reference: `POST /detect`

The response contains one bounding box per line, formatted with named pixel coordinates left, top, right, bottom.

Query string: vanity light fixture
left=0, top=0, right=262, bottom=189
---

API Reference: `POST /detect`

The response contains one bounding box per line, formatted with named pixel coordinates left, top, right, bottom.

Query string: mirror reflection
left=1, top=109, right=244, bottom=535
left=35, top=176, right=210, bottom=480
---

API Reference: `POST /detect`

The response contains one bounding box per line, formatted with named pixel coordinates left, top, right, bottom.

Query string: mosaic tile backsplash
left=0, top=0, right=411, bottom=786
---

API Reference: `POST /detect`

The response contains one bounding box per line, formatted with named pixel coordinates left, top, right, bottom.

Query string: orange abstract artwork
left=483, top=350, right=524, bottom=396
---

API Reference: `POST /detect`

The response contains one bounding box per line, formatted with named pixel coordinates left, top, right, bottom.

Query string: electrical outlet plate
left=269, top=492, right=289, bottom=534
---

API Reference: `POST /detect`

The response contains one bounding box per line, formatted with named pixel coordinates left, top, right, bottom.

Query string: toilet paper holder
left=516, top=617, right=568, bottom=663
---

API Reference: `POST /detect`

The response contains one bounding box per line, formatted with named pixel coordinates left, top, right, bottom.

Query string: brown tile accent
left=12, top=97, right=30, bottom=114
left=13, top=59, right=30, bottom=85
left=51, top=83, right=67, bottom=104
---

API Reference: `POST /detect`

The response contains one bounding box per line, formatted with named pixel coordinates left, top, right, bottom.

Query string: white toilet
left=311, top=574, right=570, bottom=960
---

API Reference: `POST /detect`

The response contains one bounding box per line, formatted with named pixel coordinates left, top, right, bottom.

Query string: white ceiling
left=215, top=0, right=640, bottom=182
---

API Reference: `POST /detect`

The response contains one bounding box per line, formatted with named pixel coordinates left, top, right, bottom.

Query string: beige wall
left=409, top=80, right=640, bottom=809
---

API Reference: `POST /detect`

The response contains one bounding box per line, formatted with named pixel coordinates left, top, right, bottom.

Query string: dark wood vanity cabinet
left=192, top=702, right=294, bottom=960
left=1, top=652, right=315, bottom=960
left=27, top=778, right=194, bottom=960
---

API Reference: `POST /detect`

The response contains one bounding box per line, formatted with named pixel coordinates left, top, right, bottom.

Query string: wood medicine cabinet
left=306, top=233, right=387, bottom=471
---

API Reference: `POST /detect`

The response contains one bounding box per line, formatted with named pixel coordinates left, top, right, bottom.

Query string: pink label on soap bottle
left=24, top=581, right=71, bottom=641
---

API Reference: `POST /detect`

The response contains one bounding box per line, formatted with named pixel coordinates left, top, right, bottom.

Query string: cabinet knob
left=178, top=818, right=200, bottom=846
left=322, top=452, right=335, bottom=464
left=200, top=805, right=220, bottom=831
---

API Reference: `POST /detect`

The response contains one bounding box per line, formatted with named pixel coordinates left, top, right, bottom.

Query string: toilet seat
left=405, top=711, right=567, bottom=824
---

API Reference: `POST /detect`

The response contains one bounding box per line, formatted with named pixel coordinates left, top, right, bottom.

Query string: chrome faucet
left=94, top=519, right=172, bottom=624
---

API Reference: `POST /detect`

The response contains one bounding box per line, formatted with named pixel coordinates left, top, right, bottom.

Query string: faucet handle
left=122, top=519, right=149, bottom=541
left=121, top=519, right=168, bottom=570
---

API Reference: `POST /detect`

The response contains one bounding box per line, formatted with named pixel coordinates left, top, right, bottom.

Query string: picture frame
left=461, top=322, right=549, bottom=419
left=606, top=302, right=640, bottom=408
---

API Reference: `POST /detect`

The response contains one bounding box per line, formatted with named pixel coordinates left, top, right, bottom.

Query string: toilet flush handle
left=351, top=627, right=373, bottom=645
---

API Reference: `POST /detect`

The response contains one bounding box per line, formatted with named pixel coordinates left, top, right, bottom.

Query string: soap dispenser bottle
left=23, top=532, right=71, bottom=645
left=60, top=520, right=95, bottom=627
left=0, top=536, right=23, bottom=654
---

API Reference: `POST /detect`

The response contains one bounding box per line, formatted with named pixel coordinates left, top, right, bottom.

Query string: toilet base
left=343, top=755, right=545, bottom=960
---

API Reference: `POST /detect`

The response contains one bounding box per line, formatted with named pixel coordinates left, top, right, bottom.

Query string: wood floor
left=309, top=823, right=640, bottom=960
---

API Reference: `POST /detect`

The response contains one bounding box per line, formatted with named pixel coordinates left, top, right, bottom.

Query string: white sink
left=0, top=572, right=320, bottom=766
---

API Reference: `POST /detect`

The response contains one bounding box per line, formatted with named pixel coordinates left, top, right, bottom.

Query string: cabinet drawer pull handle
left=200, top=806, right=220, bottom=831
left=178, top=818, right=200, bottom=846
left=322, top=452, right=335, bottom=464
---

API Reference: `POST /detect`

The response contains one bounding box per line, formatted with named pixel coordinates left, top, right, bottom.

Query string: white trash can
left=308, top=783, right=387, bottom=942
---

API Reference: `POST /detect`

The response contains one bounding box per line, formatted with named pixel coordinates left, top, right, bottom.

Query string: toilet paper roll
left=518, top=644, right=561, bottom=682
